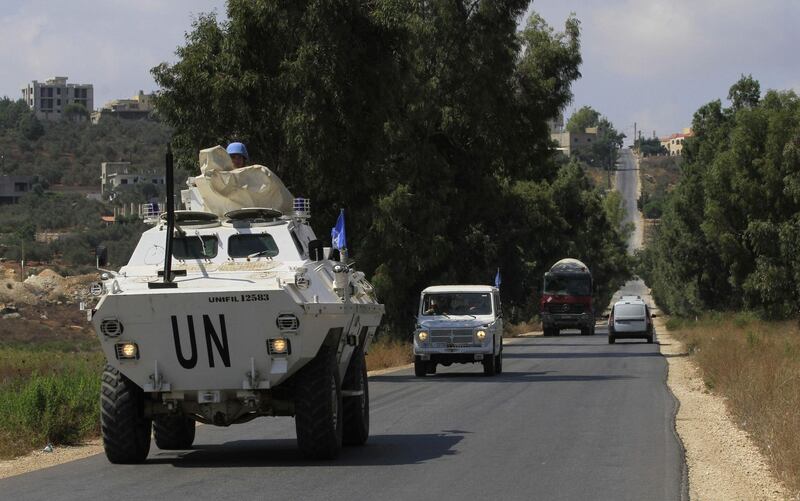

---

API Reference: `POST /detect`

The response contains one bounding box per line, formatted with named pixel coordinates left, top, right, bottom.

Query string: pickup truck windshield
left=543, top=275, right=591, bottom=296
left=421, top=293, right=492, bottom=316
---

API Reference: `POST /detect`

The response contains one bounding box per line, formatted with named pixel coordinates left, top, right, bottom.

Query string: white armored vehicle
left=88, top=146, right=384, bottom=463
left=413, top=285, right=503, bottom=377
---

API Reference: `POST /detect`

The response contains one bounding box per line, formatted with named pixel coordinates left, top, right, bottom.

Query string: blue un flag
left=495, top=268, right=501, bottom=288
left=331, top=209, right=347, bottom=250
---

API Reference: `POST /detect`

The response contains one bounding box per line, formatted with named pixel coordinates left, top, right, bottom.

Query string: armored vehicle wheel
left=483, top=348, right=496, bottom=377
left=608, top=335, right=616, bottom=344
left=295, top=345, right=343, bottom=459
left=100, top=365, right=151, bottom=464
left=154, top=415, right=196, bottom=450
left=414, top=360, right=427, bottom=377
left=646, top=335, right=654, bottom=344
left=425, top=362, right=437, bottom=374
left=343, top=348, right=369, bottom=446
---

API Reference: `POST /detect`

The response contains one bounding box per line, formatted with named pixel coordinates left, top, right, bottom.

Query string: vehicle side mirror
left=308, top=239, right=324, bottom=261
left=95, top=245, right=108, bottom=268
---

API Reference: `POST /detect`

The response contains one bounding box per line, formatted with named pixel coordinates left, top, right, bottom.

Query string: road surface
left=615, top=149, right=644, bottom=253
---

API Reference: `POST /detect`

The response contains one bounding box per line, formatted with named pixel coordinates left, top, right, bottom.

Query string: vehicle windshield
left=420, top=293, right=492, bottom=316
left=172, top=235, right=218, bottom=259
left=543, top=274, right=591, bottom=296
left=615, top=304, right=645, bottom=318
left=229, top=234, right=280, bottom=258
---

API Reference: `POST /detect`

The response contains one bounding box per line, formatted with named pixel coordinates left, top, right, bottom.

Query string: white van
left=608, top=296, right=656, bottom=344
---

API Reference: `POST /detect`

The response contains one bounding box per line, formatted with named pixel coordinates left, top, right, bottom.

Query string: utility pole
left=633, top=122, right=637, bottom=148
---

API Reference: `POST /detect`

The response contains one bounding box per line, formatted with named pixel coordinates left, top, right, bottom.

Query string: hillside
left=0, top=98, right=173, bottom=186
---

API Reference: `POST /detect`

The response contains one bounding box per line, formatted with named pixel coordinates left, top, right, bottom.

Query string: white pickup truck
left=412, top=285, right=503, bottom=377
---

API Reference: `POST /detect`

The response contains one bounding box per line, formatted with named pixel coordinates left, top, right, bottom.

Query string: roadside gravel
left=657, top=317, right=795, bottom=500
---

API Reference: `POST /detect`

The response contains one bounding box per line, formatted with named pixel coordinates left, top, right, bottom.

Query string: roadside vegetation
left=153, top=3, right=632, bottom=333
left=639, top=75, right=800, bottom=319
left=666, top=314, right=800, bottom=494
left=0, top=308, right=103, bottom=459
left=637, top=156, right=681, bottom=219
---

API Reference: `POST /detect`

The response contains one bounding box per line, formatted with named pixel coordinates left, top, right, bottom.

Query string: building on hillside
left=551, top=127, right=598, bottom=156
left=101, top=162, right=165, bottom=195
left=91, top=90, right=156, bottom=124
left=0, top=175, right=34, bottom=204
left=660, top=128, right=693, bottom=156
left=20, top=77, right=93, bottom=121
left=546, top=112, right=565, bottom=133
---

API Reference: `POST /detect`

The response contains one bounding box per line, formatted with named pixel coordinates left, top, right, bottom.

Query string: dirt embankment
left=657, top=317, right=795, bottom=500
left=1, top=266, right=97, bottom=314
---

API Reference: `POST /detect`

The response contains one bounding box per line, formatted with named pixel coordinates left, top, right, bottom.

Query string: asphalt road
left=615, top=149, right=644, bottom=253
left=2, top=327, right=686, bottom=501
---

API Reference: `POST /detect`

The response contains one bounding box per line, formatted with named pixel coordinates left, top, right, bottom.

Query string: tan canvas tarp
left=193, top=146, right=294, bottom=216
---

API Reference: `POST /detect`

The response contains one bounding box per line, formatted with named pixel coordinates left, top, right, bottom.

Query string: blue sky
left=1, top=1, right=798, bottom=141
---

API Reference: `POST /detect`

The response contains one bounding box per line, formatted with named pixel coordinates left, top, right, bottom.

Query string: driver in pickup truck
left=425, top=298, right=442, bottom=315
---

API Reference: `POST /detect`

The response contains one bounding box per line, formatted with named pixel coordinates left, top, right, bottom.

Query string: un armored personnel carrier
left=88, top=146, right=384, bottom=463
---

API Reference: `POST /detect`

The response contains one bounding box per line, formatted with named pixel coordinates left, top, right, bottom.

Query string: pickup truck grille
left=548, top=303, right=585, bottom=314
left=429, top=328, right=475, bottom=344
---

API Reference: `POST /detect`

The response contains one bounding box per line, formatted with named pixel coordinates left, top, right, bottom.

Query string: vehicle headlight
left=476, top=330, right=487, bottom=340
left=268, top=338, right=291, bottom=355
left=115, top=342, right=139, bottom=360
left=418, top=331, right=428, bottom=342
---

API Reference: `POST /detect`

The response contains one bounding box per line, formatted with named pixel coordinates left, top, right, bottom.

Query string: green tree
left=152, top=1, right=631, bottom=331
left=566, top=105, right=600, bottom=133
left=727, top=73, right=760, bottom=110
left=640, top=76, right=800, bottom=318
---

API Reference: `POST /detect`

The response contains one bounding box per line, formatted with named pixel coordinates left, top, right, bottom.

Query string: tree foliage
left=638, top=76, right=800, bottom=318
left=153, top=0, right=631, bottom=330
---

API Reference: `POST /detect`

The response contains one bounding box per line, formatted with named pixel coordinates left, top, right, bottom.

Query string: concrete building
left=660, top=128, right=693, bottom=156
left=20, top=77, right=93, bottom=121
left=0, top=175, right=34, bottom=204
left=91, top=90, right=155, bottom=124
left=551, top=128, right=598, bottom=156
left=101, top=162, right=165, bottom=194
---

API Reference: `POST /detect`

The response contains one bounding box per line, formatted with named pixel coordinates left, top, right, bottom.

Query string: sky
left=1, top=0, right=798, bottom=142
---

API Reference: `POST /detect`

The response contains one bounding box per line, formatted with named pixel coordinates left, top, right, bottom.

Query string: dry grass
left=504, top=319, right=541, bottom=337
left=667, top=313, right=800, bottom=493
left=366, top=338, right=413, bottom=372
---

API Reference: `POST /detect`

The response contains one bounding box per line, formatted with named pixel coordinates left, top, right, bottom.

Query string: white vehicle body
left=412, top=285, right=503, bottom=376
left=89, top=147, right=384, bottom=463
left=607, top=296, right=654, bottom=344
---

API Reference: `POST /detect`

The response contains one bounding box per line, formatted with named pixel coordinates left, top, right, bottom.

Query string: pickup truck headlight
left=417, top=331, right=428, bottom=342
left=476, top=330, right=487, bottom=341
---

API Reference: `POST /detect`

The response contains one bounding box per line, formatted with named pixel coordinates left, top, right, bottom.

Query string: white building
left=101, top=162, right=165, bottom=194
left=20, top=76, right=93, bottom=121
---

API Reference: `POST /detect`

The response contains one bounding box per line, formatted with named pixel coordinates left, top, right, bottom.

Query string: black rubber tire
left=608, top=335, right=616, bottom=344
left=580, top=327, right=590, bottom=336
left=543, top=327, right=553, bottom=337
left=425, top=362, right=437, bottom=374
left=153, top=414, right=196, bottom=450
left=342, top=349, right=369, bottom=446
left=414, top=360, right=427, bottom=377
left=100, top=364, right=151, bottom=464
left=295, top=345, right=343, bottom=459
left=483, top=345, right=496, bottom=376
left=646, top=335, right=654, bottom=344
left=495, top=345, right=503, bottom=375
left=553, top=329, right=560, bottom=336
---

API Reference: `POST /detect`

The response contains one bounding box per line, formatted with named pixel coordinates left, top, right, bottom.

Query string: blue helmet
left=226, top=142, right=249, bottom=160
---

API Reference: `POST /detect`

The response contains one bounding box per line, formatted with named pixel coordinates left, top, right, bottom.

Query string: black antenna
left=149, top=144, right=178, bottom=289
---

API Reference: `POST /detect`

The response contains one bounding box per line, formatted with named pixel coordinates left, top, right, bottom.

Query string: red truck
left=540, top=258, right=595, bottom=336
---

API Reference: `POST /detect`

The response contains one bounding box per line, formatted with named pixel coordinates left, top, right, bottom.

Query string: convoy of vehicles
left=413, top=285, right=503, bottom=377
left=607, top=295, right=656, bottom=344
left=540, top=258, right=595, bottom=336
